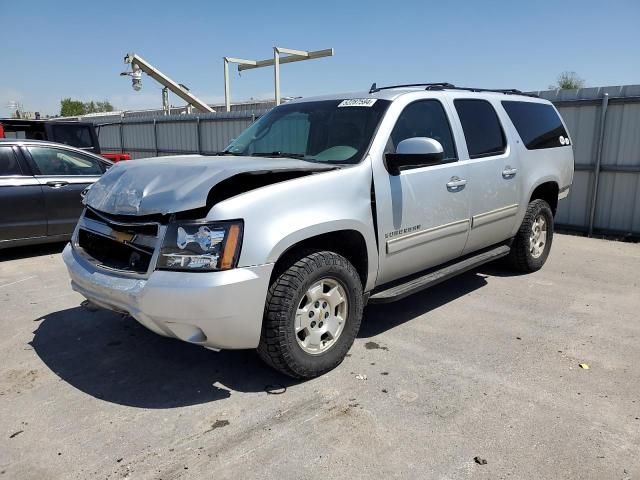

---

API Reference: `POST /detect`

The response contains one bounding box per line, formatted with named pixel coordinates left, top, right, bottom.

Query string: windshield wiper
left=207, top=150, right=241, bottom=156
left=250, top=151, right=305, bottom=159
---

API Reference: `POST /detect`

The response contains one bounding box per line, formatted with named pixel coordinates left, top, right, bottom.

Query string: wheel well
left=272, top=230, right=369, bottom=287
left=530, top=181, right=559, bottom=215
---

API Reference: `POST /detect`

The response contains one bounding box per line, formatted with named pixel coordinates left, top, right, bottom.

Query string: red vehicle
left=0, top=119, right=131, bottom=162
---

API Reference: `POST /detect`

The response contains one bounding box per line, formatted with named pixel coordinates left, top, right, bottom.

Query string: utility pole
left=161, top=87, right=170, bottom=115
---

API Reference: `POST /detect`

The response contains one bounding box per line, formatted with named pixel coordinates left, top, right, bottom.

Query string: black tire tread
left=258, top=250, right=363, bottom=379
left=508, top=199, right=553, bottom=272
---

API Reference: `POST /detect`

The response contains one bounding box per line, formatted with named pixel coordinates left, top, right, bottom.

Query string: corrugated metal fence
left=537, top=85, right=640, bottom=237
left=95, top=110, right=268, bottom=160
left=91, top=85, right=640, bottom=237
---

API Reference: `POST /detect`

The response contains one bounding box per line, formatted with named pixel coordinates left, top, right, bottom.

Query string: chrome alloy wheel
left=295, top=278, right=348, bottom=355
left=529, top=214, right=548, bottom=259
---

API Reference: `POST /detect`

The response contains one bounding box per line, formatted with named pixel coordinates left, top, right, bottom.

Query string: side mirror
left=385, top=137, right=444, bottom=175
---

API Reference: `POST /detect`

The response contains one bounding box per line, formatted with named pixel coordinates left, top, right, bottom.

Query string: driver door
left=373, top=99, right=471, bottom=284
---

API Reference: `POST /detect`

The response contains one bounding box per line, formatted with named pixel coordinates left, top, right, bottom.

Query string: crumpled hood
left=85, top=155, right=335, bottom=215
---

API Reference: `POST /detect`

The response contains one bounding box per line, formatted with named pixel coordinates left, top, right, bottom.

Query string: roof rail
left=368, top=82, right=538, bottom=97
left=369, top=82, right=455, bottom=93
left=450, top=86, right=538, bottom=98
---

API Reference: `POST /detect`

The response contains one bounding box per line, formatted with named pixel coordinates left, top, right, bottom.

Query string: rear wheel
left=258, top=250, right=363, bottom=379
left=508, top=199, right=554, bottom=272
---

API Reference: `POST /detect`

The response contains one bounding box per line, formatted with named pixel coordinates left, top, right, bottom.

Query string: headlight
left=157, top=221, right=243, bottom=271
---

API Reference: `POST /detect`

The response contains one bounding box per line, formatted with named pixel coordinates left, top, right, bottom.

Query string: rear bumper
left=63, top=244, right=274, bottom=349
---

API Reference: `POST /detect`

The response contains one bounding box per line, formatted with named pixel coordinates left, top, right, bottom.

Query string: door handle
left=45, top=180, right=69, bottom=188
left=446, top=176, right=467, bottom=191
left=502, top=166, right=518, bottom=179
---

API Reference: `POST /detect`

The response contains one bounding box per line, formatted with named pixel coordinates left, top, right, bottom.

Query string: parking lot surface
left=1, top=234, right=639, bottom=479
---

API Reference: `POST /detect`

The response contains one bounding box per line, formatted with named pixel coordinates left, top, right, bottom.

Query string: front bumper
left=63, top=244, right=274, bottom=349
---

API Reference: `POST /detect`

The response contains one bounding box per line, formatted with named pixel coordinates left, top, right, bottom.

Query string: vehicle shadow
left=31, top=306, right=298, bottom=409
left=359, top=270, right=489, bottom=338
left=31, top=269, right=491, bottom=409
left=0, top=242, right=67, bottom=262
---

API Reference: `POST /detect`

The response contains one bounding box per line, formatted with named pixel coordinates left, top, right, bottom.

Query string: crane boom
left=124, top=53, right=214, bottom=113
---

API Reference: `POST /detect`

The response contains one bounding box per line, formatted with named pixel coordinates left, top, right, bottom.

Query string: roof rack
left=369, top=82, right=538, bottom=98
left=448, top=86, right=538, bottom=98
left=369, top=82, right=455, bottom=93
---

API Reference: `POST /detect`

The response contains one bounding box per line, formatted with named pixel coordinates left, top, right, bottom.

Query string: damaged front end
left=73, top=207, right=244, bottom=275
left=75, top=155, right=336, bottom=275
left=83, top=154, right=336, bottom=216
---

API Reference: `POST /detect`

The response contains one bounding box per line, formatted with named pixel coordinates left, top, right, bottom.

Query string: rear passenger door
left=23, top=146, right=106, bottom=237
left=0, top=145, right=46, bottom=242
left=451, top=99, right=521, bottom=254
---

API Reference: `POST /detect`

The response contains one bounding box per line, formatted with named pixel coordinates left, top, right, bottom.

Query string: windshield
left=225, top=99, right=390, bottom=164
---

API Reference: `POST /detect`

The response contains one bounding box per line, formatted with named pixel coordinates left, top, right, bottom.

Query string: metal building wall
left=92, top=85, right=640, bottom=236
left=537, top=85, right=640, bottom=236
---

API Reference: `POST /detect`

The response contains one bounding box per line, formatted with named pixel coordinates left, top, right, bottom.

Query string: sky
left=1, top=0, right=639, bottom=117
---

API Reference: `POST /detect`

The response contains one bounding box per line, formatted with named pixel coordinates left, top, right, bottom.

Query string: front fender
left=206, top=162, right=379, bottom=291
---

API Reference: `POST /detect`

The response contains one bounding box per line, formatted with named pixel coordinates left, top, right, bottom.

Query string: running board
left=368, top=245, right=511, bottom=304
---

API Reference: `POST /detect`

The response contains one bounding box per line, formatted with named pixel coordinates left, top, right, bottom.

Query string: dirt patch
left=364, top=341, right=388, bottom=351
left=205, top=419, right=230, bottom=433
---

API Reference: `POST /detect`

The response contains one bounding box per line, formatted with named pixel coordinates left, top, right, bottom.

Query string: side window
left=389, top=100, right=457, bottom=161
left=454, top=99, right=506, bottom=158
left=27, top=147, right=105, bottom=176
left=0, top=147, right=23, bottom=176
left=50, top=125, right=94, bottom=149
left=502, top=101, right=569, bottom=149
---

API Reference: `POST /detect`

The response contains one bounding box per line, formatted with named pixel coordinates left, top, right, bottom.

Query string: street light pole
left=223, top=47, right=333, bottom=111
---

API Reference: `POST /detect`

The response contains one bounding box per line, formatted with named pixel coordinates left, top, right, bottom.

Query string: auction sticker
left=338, top=98, right=377, bottom=107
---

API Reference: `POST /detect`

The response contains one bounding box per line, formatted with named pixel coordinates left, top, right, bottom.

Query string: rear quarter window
left=0, top=146, right=23, bottom=176
left=50, top=124, right=94, bottom=149
left=502, top=101, right=569, bottom=150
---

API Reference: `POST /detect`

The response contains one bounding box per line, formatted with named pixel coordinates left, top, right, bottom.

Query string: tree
left=95, top=100, right=114, bottom=113
left=60, top=98, right=86, bottom=116
left=59, top=98, right=115, bottom=116
left=549, top=71, right=585, bottom=90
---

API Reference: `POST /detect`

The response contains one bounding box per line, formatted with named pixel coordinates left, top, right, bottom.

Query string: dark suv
left=0, top=139, right=111, bottom=249
left=0, top=119, right=131, bottom=162
left=0, top=119, right=101, bottom=154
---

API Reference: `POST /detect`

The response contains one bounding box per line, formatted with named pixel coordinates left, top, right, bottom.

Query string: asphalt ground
left=1, top=234, right=639, bottom=479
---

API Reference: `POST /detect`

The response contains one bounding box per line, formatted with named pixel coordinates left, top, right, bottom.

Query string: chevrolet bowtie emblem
left=113, top=231, right=135, bottom=243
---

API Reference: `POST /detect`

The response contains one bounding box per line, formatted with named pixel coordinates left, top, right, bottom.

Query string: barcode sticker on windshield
left=338, top=99, right=377, bottom=108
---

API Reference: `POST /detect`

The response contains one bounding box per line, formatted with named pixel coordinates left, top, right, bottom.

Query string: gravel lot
left=1, top=234, right=639, bottom=479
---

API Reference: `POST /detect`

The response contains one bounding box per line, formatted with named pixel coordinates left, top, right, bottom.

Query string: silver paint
left=64, top=87, right=574, bottom=351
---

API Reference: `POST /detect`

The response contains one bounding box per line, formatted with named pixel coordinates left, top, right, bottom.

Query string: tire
left=258, top=250, right=364, bottom=379
left=507, top=199, right=554, bottom=272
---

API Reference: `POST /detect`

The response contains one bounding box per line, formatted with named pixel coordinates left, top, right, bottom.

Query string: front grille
left=84, top=208, right=159, bottom=236
left=77, top=208, right=161, bottom=274
left=78, top=230, right=154, bottom=273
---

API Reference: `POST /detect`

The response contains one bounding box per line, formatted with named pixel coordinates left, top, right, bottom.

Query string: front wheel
left=257, top=250, right=363, bottom=379
left=507, top=199, right=554, bottom=272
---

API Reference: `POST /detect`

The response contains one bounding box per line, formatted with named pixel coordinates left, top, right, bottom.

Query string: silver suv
left=63, top=83, right=574, bottom=378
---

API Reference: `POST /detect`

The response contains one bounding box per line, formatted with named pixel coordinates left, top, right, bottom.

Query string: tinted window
left=0, top=147, right=23, bottom=176
left=28, top=147, right=105, bottom=176
left=454, top=99, right=506, bottom=158
left=50, top=124, right=94, bottom=149
left=502, top=101, right=569, bottom=150
left=389, top=100, right=457, bottom=161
